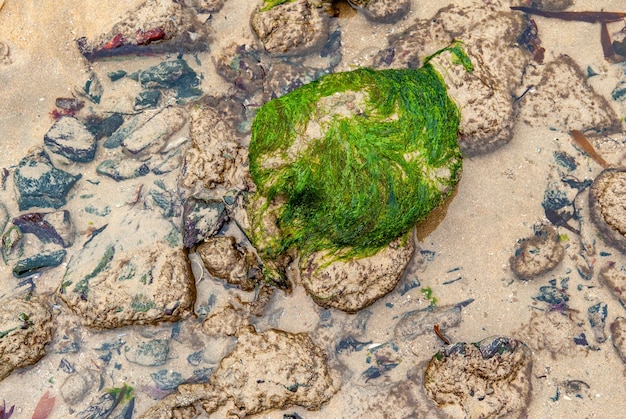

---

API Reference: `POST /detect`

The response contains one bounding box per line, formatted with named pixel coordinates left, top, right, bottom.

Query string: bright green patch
left=248, top=42, right=471, bottom=269
left=260, top=0, right=296, bottom=12
left=420, top=286, right=438, bottom=306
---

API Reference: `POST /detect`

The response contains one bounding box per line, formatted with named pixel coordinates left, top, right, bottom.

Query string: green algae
left=248, top=42, right=472, bottom=268
left=260, top=0, right=296, bottom=12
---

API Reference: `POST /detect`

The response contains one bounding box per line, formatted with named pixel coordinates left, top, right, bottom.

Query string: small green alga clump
left=248, top=43, right=472, bottom=265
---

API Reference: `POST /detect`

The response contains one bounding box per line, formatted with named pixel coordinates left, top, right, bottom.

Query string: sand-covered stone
left=424, top=336, right=533, bottom=418
left=510, top=224, right=564, bottom=280
left=58, top=210, right=195, bottom=329
left=599, top=262, right=626, bottom=308
left=196, top=236, right=260, bottom=290
left=610, top=317, right=626, bottom=364
left=250, top=0, right=329, bottom=56
left=349, top=0, right=410, bottom=23
left=138, top=326, right=336, bottom=417
left=589, top=168, right=626, bottom=253
left=301, top=235, right=415, bottom=312
left=44, top=116, right=96, bottom=163
left=0, top=298, right=53, bottom=382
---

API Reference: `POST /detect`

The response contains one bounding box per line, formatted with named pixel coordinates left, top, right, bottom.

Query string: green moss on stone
left=248, top=42, right=471, bottom=266
left=260, top=0, right=296, bottom=12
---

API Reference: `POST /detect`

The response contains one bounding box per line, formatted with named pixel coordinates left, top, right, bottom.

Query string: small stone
left=14, top=149, right=82, bottom=210
left=60, top=369, right=97, bottom=405
left=196, top=236, right=260, bottom=290
left=349, top=0, right=410, bottom=23
left=96, top=157, right=150, bottom=181
left=1, top=224, right=23, bottom=263
left=12, top=210, right=74, bottom=248
left=125, top=339, right=169, bottom=366
left=135, top=59, right=202, bottom=101
left=151, top=369, right=185, bottom=391
left=85, top=113, right=125, bottom=141
left=424, top=336, right=532, bottom=419
left=108, top=70, right=127, bottom=81
left=0, top=298, right=53, bottom=381
left=510, top=224, right=564, bottom=280
left=44, top=116, right=96, bottom=162
left=589, top=168, right=626, bottom=253
left=13, top=249, right=66, bottom=278
left=182, top=198, right=226, bottom=248
left=610, top=317, right=626, bottom=364
left=134, top=89, right=162, bottom=110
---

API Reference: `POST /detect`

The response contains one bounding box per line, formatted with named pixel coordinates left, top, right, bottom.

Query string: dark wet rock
left=96, top=157, right=151, bottom=181
left=610, top=317, right=626, bottom=364
left=587, top=302, right=608, bottom=343
left=589, top=168, right=626, bottom=253
left=510, top=224, right=564, bottom=280
left=13, top=249, right=66, bottom=278
left=85, top=113, right=125, bottom=141
left=135, top=89, right=161, bottom=110
left=424, top=336, right=532, bottom=418
left=14, top=148, right=81, bottom=210
left=182, top=198, right=227, bottom=248
left=121, top=107, right=188, bottom=157
left=125, top=339, right=169, bottom=366
left=394, top=303, right=463, bottom=341
left=82, top=72, right=103, bottom=104
left=108, top=70, right=127, bottom=81
left=301, top=235, right=415, bottom=313
left=196, top=236, right=260, bottom=290
left=599, top=262, right=626, bottom=308
left=518, top=55, right=621, bottom=133
left=133, top=59, right=202, bottom=102
left=44, top=116, right=96, bottom=162
left=533, top=285, right=569, bottom=310
left=214, top=43, right=266, bottom=94
left=263, top=60, right=326, bottom=98
left=57, top=210, right=196, bottom=329
left=349, top=0, right=410, bottom=23
left=139, top=327, right=336, bottom=417
left=251, top=0, right=330, bottom=56
left=76, top=0, right=209, bottom=60
left=0, top=298, right=53, bottom=381
left=12, top=210, right=74, bottom=248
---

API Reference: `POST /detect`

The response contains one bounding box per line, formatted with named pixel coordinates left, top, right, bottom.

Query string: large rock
left=0, top=298, right=53, bottom=381
left=57, top=210, right=195, bottom=329
left=138, top=327, right=336, bottom=417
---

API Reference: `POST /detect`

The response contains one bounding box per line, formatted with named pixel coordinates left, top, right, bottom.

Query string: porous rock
left=381, top=5, right=532, bottom=155
left=589, top=168, right=626, bottom=253
left=610, top=317, right=626, bottom=364
left=196, top=236, right=260, bottom=290
left=599, top=261, right=626, bottom=308
left=251, top=0, right=329, bottom=56
left=424, top=336, right=532, bottom=419
left=58, top=211, right=195, bottom=329
left=0, top=298, right=53, bottom=381
left=301, top=235, right=415, bottom=313
left=349, top=0, right=410, bottom=24
left=510, top=224, right=564, bottom=280
left=518, top=55, right=621, bottom=133
left=138, top=327, right=336, bottom=417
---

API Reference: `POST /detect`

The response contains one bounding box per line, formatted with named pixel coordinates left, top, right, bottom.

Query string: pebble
left=12, top=249, right=66, bottom=278
left=510, top=224, right=564, bottom=280
left=44, top=116, right=96, bottom=162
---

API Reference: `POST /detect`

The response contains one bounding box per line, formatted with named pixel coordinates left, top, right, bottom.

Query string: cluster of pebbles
left=0, top=0, right=626, bottom=417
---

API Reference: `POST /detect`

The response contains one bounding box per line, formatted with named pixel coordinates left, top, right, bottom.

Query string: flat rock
left=301, top=235, right=415, bottom=312
left=44, top=116, right=96, bottom=162
left=57, top=210, right=195, bottom=329
left=138, top=326, right=336, bottom=417
left=0, top=298, right=53, bottom=381
left=424, top=336, right=533, bottom=418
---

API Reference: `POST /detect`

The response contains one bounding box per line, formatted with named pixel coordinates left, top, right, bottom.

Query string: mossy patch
left=248, top=42, right=471, bottom=266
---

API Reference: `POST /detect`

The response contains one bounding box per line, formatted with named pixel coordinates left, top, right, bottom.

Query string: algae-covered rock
left=248, top=44, right=470, bottom=292
left=0, top=298, right=53, bottom=382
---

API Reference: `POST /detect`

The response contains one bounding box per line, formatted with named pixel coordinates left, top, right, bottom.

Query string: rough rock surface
left=58, top=210, right=195, bottom=329
left=589, top=168, right=626, bottom=253
left=518, top=55, right=621, bottom=133
left=610, top=317, right=626, bottom=364
left=516, top=310, right=587, bottom=357
left=196, top=236, right=260, bottom=290
left=250, top=0, right=329, bottom=56
left=380, top=5, right=532, bottom=156
left=424, top=336, right=533, bottom=419
left=349, top=0, right=410, bottom=23
left=510, top=224, right=564, bottom=280
left=0, top=298, right=53, bottom=381
left=301, top=235, right=415, bottom=312
left=138, top=326, right=336, bottom=417
left=599, top=262, right=626, bottom=307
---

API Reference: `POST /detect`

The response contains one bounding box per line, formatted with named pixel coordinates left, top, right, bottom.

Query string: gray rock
left=14, top=148, right=81, bottom=210
left=12, top=210, right=74, bottom=248
left=44, top=116, right=96, bottom=162
left=13, top=249, right=66, bottom=278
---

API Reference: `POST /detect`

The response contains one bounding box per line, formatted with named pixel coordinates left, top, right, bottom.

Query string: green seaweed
left=248, top=42, right=471, bottom=269
left=260, top=0, right=296, bottom=12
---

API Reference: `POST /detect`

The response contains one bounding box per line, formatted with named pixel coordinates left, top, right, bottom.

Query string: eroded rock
left=0, top=298, right=53, bottom=381
left=424, top=336, right=533, bottom=419
left=510, top=224, right=564, bottom=280
left=349, top=0, right=410, bottom=23
left=589, top=168, right=626, bottom=253
left=196, top=236, right=260, bottom=290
